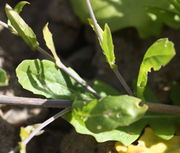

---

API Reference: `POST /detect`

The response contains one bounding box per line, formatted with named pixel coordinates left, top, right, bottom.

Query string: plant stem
left=23, top=106, right=71, bottom=145
left=0, top=95, right=72, bottom=108
left=86, top=0, right=103, bottom=41
left=0, top=20, right=101, bottom=99
left=1, top=95, right=180, bottom=115
left=113, top=68, right=133, bottom=95
left=85, top=0, right=133, bottom=95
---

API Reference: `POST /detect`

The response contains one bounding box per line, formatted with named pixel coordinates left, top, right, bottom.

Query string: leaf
left=70, top=0, right=178, bottom=37
left=92, top=80, right=120, bottom=97
left=136, top=38, right=175, bottom=99
left=115, top=127, right=180, bottom=153
left=64, top=110, right=180, bottom=145
left=64, top=111, right=144, bottom=146
left=16, top=59, right=91, bottom=100
left=43, top=23, right=60, bottom=62
left=5, top=4, right=39, bottom=50
left=170, top=82, right=180, bottom=106
left=19, top=124, right=43, bottom=153
left=72, top=95, right=148, bottom=133
left=100, top=24, right=116, bottom=69
left=0, top=68, right=8, bottom=86
left=14, top=1, right=30, bottom=13
left=89, top=20, right=116, bottom=69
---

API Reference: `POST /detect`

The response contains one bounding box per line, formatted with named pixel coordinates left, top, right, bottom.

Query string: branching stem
left=0, top=19, right=101, bottom=99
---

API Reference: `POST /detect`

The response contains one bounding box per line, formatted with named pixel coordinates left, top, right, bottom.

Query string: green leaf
left=7, top=1, right=30, bottom=35
left=64, top=111, right=143, bottom=146
left=170, top=82, right=180, bottom=106
left=16, top=59, right=91, bottom=100
left=136, top=38, right=175, bottom=99
left=70, top=0, right=177, bottom=37
left=72, top=95, right=148, bottom=133
left=0, top=68, right=8, bottom=86
left=64, top=111, right=180, bottom=145
left=5, top=4, right=39, bottom=50
left=92, top=80, right=120, bottom=97
left=100, top=24, right=116, bottom=69
left=14, top=1, right=30, bottom=13
left=89, top=20, right=116, bottom=69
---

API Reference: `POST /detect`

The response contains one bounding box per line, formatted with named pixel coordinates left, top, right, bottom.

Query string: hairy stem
left=1, top=95, right=180, bottom=115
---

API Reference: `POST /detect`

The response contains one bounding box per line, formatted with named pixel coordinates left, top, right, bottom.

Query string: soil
left=0, top=0, right=180, bottom=153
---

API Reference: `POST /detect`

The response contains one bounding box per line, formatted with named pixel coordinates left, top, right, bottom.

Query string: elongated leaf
left=5, top=4, right=39, bottom=50
left=72, top=95, right=148, bottom=133
left=89, top=20, right=116, bottom=69
left=100, top=24, right=116, bottom=69
left=16, top=59, right=91, bottom=100
left=136, top=38, right=175, bottom=99
left=7, top=1, right=29, bottom=35
left=0, top=68, right=8, bottom=86
left=14, top=1, right=30, bottom=13
left=43, top=23, right=60, bottom=62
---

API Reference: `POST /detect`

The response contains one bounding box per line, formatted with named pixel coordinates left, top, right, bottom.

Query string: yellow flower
left=115, top=127, right=180, bottom=153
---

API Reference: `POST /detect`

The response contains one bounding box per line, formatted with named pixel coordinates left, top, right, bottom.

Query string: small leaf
left=5, top=4, right=39, bottom=50
left=100, top=24, right=116, bottom=69
left=136, top=38, right=175, bottom=99
left=89, top=20, right=116, bottom=69
left=43, top=23, right=60, bottom=62
left=72, top=95, right=148, bottom=133
left=14, top=1, right=30, bottom=13
left=19, top=124, right=43, bottom=153
left=16, top=59, right=91, bottom=100
left=0, top=68, right=8, bottom=86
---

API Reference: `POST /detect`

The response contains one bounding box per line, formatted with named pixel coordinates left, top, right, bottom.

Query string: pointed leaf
left=72, top=95, right=148, bottom=133
left=14, top=1, right=30, bottom=13
left=5, top=4, right=39, bottom=50
left=16, top=59, right=91, bottom=100
left=43, top=23, right=60, bottom=61
left=0, top=68, right=8, bottom=86
left=100, top=24, right=116, bottom=69
left=136, top=38, right=175, bottom=99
